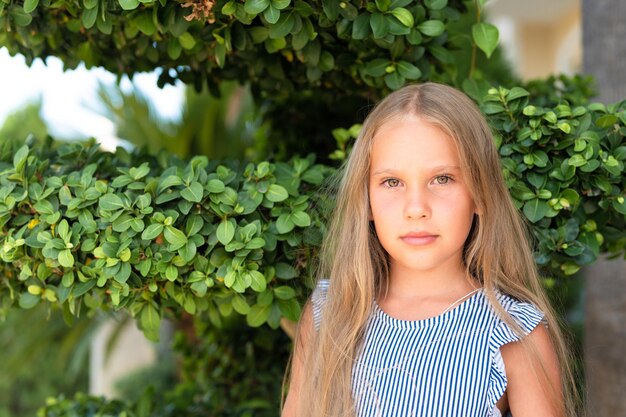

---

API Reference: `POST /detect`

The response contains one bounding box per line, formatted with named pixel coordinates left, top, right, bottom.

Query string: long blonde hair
left=289, top=83, right=579, bottom=417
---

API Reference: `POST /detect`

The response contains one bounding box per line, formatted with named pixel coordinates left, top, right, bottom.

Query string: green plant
left=477, top=85, right=625, bottom=278
left=0, top=1, right=503, bottom=96
left=0, top=137, right=332, bottom=340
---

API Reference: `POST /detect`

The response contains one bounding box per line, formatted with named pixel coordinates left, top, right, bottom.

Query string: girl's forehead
left=368, top=116, right=466, bottom=170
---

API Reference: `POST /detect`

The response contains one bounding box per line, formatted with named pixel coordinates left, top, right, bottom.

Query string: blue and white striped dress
left=311, top=279, right=545, bottom=417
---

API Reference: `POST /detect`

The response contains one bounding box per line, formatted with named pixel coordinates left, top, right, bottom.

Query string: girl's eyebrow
left=370, top=165, right=461, bottom=176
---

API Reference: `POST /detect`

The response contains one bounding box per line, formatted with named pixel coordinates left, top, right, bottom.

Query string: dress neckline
left=373, top=288, right=485, bottom=329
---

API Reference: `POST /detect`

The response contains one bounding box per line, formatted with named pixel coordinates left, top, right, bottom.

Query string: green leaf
left=568, top=154, right=586, bottom=167
left=13, top=145, right=29, bottom=173
left=595, top=114, right=618, bottom=128
left=133, top=13, right=156, bottom=36
left=424, top=0, right=447, bottom=10
left=418, top=20, right=445, bottom=37
left=23, top=0, right=39, bottom=13
left=276, top=262, right=297, bottom=279
left=246, top=304, right=271, bottom=327
left=82, top=7, right=98, bottom=28
left=244, top=0, right=269, bottom=14
left=397, top=61, right=422, bottom=80
left=140, top=304, right=161, bottom=341
left=613, top=197, right=626, bottom=215
left=118, top=0, right=139, bottom=10
left=352, top=13, right=370, bottom=40
left=278, top=298, right=302, bottom=321
left=523, top=199, right=548, bottom=223
left=164, top=226, right=188, bottom=250
left=507, top=87, right=529, bottom=101
left=370, top=13, right=389, bottom=39
left=9, top=7, right=33, bottom=26
left=73, top=280, right=96, bottom=297
left=217, top=218, right=236, bottom=245
left=322, top=0, right=339, bottom=20
left=269, top=13, right=295, bottom=39
left=142, top=224, right=164, bottom=240
left=207, top=179, right=225, bottom=193
left=181, top=181, right=203, bottom=202
left=462, top=78, right=490, bottom=103
left=158, top=175, right=183, bottom=193
left=294, top=0, right=314, bottom=16
left=391, top=7, right=413, bottom=28
left=264, top=4, right=280, bottom=24
left=375, top=0, right=390, bottom=12
left=472, top=22, right=499, bottom=58
left=291, top=211, right=311, bottom=227
left=19, top=293, right=40, bottom=309
left=266, top=184, right=289, bottom=202
left=364, top=58, right=389, bottom=77
left=384, top=71, right=404, bottom=90
left=276, top=214, right=295, bottom=234
left=272, top=0, right=290, bottom=10
left=292, top=27, right=309, bottom=50
left=215, top=43, right=226, bottom=68
left=58, top=249, right=74, bottom=268
left=249, top=270, right=267, bottom=292
left=99, top=194, right=125, bottom=211
left=185, top=215, right=204, bottom=237
left=246, top=237, right=266, bottom=249
left=222, top=0, right=236, bottom=15
left=179, top=32, right=196, bottom=50
left=319, top=51, right=335, bottom=71
left=274, top=285, right=296, bottom=300
left=232, top=295, right=251, bottom=314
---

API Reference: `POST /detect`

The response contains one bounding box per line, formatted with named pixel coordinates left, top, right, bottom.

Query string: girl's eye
left=383, top=178, right=400, bottom=188
left=434, top=175, right=453, bottom=185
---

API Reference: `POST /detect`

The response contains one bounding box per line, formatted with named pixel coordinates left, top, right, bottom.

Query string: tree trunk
left=582, top=1, right=626, bottom=416
left=583, top=0, right=626, bottom=103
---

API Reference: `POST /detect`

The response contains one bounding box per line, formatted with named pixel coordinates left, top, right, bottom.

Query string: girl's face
left=368, top=115, right=476, bottom=278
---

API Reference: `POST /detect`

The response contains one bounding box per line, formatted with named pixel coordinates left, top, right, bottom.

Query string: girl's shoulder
left=486, top=291, right=549, bottom=411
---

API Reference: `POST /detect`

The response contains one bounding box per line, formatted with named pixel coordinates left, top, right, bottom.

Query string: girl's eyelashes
left=382, top=178, right=401, bottom=188
left=433, top=174, right=454, bottom=185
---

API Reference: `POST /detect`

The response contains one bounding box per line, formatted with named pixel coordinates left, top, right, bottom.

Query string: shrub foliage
left=0, top=0, right=483, bottom=95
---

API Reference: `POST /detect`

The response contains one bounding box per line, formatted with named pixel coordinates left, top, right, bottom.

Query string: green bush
left=0, top=137, right=332, bottom=340
left=0, top=0, right=469, bottom=94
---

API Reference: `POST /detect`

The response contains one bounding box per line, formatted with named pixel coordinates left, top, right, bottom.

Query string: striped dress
left=311, top=279, right=545, bottom=417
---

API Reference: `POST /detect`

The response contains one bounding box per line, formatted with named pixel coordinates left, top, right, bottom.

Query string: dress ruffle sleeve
left=487, top=294, right=546, bottom=415
left=311, top=278, right=330, bottom=330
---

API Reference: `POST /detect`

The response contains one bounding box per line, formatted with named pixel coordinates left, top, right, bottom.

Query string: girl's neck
left=377, top=264, right=482, bottom=322
left=384, top=263, right=480, bottom=301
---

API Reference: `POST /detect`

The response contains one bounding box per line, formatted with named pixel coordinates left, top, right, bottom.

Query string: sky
left=0, top=47, right=184, bottom=151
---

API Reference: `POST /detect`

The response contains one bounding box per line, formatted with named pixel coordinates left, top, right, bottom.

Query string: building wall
left=488, top=0, right=581, bottom=80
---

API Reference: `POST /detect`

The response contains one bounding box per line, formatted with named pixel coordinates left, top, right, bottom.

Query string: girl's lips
left=400, top=233, right=438, bottom=245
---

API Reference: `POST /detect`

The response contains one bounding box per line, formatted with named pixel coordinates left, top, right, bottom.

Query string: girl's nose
left=404, top=187, right=431, bottom=219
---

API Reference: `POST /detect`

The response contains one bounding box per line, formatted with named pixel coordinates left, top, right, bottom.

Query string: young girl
left=282, top=83, right=578, bottom=417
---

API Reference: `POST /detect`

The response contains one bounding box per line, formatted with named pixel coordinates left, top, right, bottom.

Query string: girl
left=282, top=83, right=578, bottom=417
